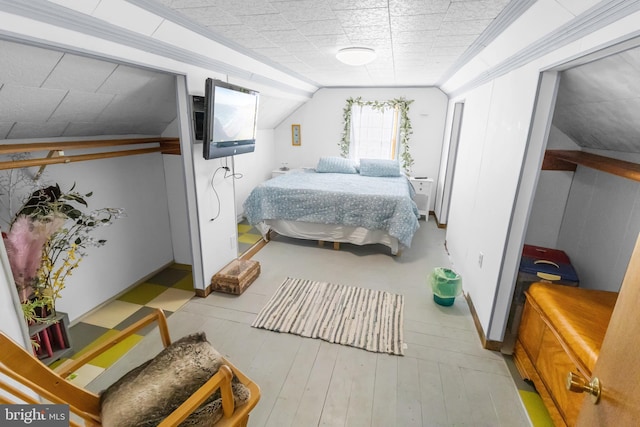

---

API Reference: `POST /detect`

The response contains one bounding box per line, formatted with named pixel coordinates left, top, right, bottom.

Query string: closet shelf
left=543, top=150, right=640, bottom=182
left=0, top=137, right=180, bottom=172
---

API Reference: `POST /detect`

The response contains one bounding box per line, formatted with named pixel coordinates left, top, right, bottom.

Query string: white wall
left=556, top=166, right=640, bottom=292
left=524, top=126, right=580, bottom=248
left=233, top=129, right=276, bottom=219
left=163, top=154, right=191, bottom=264
left=446, top=66, right=541, bottom=333
left=273, top=87, right=449, bottom=209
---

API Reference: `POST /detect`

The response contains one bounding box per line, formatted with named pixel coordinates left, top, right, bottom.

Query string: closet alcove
left=0, top=38, right=192, bottom=328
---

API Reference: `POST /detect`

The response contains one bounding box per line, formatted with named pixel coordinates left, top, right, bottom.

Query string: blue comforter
left=243, top=170, right=420, bottom=247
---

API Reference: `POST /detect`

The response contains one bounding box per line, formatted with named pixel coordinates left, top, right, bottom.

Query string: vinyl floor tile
left=145, top=287, right=194, bottom=312
left=112, top=306, right=173, bottom=336
left=237, top=224, right=253, bottom=234
left=68, top=322, right=110, bottom=353
left=80, top=300, right=143, bottom=329
left=172, top=274, right=194, bottom=291
left=238, top=233, right=262, bottom=245
left=74, top=329, right=144, bottom=369
left=519, top=390, right=554, bottom=426
left=146, top=267, right=191, bottom=287
left=66, top=363, right=105, bottom=388
left=117, top=282, right=167, bottom=305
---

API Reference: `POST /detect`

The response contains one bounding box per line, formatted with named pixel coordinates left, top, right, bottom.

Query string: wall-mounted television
left=202, top=78, right=259, bottom=160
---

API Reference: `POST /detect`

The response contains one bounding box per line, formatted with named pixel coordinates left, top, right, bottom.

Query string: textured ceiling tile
left=437, top=18, right=492, bottom=35
left=8, top=121, right=69, bottom=139
left=217, top=29, right=277, bottom=49
left=620, top=47, right=640, bottom=73
left=240, top=13, right=295, bottom=31
left=0, top=85, right=67, bottom=122
left=334, top=8, right=389, bottom=28
left=0, top=40, right=64, bottom=87
left=96, top=66, right=155, bottom=95
left=392, top=30, right=438, bottom=43
left=445, top=0, right=510, bottom=21
left=279, top=41, right=322, bottom=54
left=272, top=1, right=336, bottom=22
left=217, top=0, right=278, bottom=16
left=305, top=34, right=352, bottom=47
left=260, top=29, right=309, bottom=44
left=390, top=14, right=444, bottom=32
left=0, top=122, right=14, bottom=139
left=296, top=20, right=345, bottom=36
left=343, top=25, right=390, bottom=40
left=394, top=42, right=432, bottom=54
left=328, top=0, right=388, bottom=11
left=63, top=121, right=161, bottom=137
left=49, top=91, right=114, bottom=122
left=389, top=0, right=450, bottom=15
left=42, top=54, right=117, bottom=92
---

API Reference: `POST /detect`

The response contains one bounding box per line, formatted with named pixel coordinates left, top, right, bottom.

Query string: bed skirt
left=256, top=220, right=400, bottom=255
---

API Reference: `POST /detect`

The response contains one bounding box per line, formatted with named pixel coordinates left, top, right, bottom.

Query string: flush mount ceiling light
left=336, top=47, right=377, bottom=66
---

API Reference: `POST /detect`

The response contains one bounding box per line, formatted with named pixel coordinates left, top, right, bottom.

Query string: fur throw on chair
left=100, top=332, right=251, bottom=427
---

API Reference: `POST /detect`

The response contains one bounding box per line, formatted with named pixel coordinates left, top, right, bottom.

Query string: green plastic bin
left=430, top=267, right=462, bottom=306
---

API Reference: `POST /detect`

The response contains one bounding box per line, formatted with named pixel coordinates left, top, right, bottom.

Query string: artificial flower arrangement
left=2, top=183, right=124, bottom=325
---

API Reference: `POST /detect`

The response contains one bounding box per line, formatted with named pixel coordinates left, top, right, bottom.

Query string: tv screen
left=203, top=78, right=259, bottom=160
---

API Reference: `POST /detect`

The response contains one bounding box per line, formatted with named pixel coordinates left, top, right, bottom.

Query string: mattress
left=243, top=169, right=420, bottom=248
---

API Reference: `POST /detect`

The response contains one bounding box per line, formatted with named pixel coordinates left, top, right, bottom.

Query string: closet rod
left=0, top=137, right=180, bottom=155
left=0, top=145, right=180, bottom=171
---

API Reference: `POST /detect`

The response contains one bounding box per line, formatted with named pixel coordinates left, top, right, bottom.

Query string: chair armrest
left=157, top=365, right=234, bottom=427
left=56, top=308, right=170, bottom=379
left=157, top=358, right=260, bottom=427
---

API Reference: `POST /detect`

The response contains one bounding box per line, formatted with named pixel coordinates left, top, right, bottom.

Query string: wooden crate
left=211, top=259, right=260, bottom=295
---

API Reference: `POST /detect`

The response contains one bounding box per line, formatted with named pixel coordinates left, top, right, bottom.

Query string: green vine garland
left=339, top=96, right=415, bottom=172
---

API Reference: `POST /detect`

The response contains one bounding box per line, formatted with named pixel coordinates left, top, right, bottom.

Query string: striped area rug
left=252, top=277, right=405, bottom=355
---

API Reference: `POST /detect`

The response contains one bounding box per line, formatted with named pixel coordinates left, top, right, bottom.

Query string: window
left=349, top=103, right=399, bottom=161
left=340, top=97, right=414, bottom=173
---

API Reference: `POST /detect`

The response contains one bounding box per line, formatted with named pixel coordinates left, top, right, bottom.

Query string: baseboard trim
left=195, top=287, right=211, bottom=298
left=433, top=212, right=447, bottom=229
left=240, top=238, right=268, bottom=260
left=465, top=292, right=503, bottom=351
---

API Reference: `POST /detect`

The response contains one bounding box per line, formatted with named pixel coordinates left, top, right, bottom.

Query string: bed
left=513, top=282, right=618, bottom=426
left=243, top=159, right=420, bottom=255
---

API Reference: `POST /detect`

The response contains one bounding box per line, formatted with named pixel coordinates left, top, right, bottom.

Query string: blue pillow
left=316, top=156, right=358, bottom=174
left=359, top=158, right=401, bottom=177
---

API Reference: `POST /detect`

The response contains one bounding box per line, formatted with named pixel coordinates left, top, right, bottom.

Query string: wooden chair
left=0, top=309, right=260, bottom=427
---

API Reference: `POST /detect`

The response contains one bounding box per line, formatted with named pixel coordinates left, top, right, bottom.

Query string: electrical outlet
left=478, top=252, right=484, bottom=268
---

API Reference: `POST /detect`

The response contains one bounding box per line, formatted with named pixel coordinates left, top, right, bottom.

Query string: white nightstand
left=409, top=177, right=434, bottom=220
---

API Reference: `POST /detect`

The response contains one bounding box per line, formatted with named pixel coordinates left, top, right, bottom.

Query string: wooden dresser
left=513, top=283, right=618, bottom=426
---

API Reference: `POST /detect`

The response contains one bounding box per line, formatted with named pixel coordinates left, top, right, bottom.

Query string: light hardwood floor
left=87, top=219, right=530, bottom=426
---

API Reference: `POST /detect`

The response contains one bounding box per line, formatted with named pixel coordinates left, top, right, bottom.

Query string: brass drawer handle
left=566, top=372, right=601, bottom=404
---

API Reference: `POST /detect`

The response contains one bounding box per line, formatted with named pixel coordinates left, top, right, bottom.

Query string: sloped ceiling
left=553, top=45, right=640, bottom=153
left=0, top=39, right=177, bottom=140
